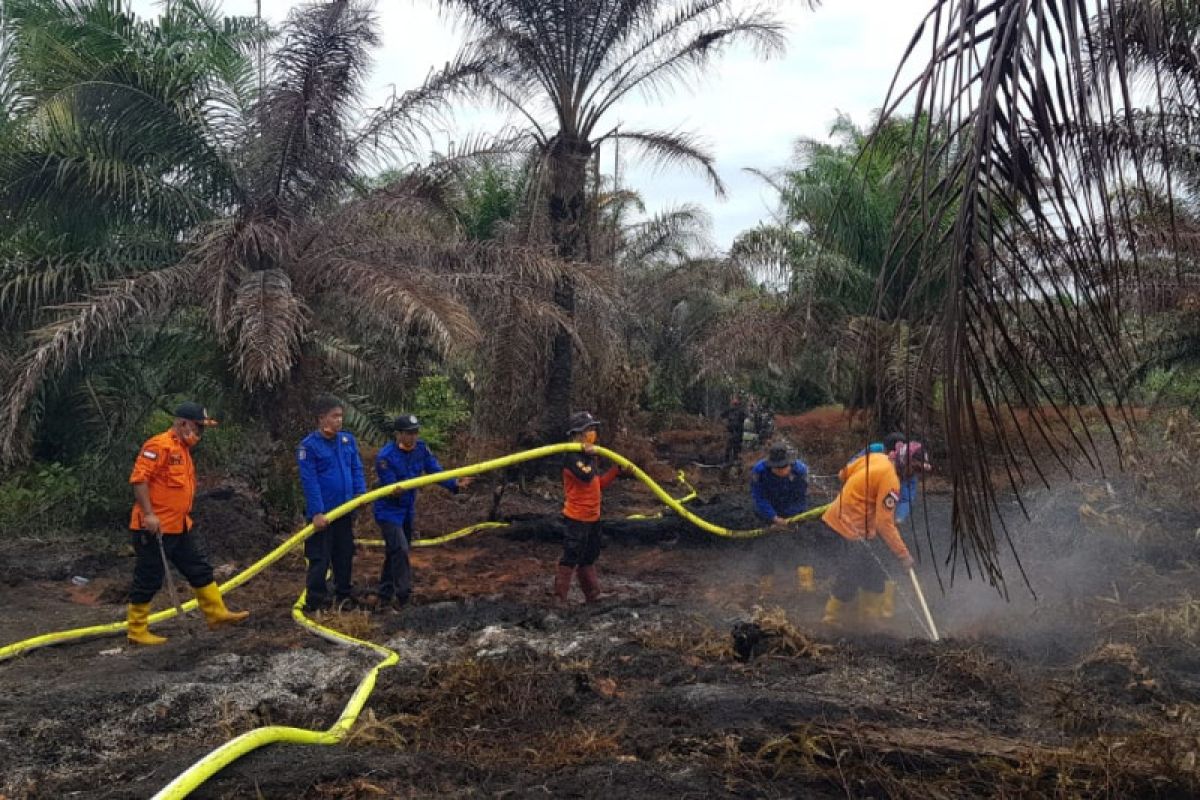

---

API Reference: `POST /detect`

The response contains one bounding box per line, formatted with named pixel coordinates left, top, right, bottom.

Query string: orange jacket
left=129, top=430, right=196, bottom=535
left=562, top=453, right=619, bottom=522
left=822, top=452, right=910, bottom=561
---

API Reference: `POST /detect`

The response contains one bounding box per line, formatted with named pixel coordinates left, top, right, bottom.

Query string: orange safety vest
left=822, top=452, right=910, bottom=561
left=562, top=453, right=618, bottom=523
left=128, top=430, right=196, bottom=535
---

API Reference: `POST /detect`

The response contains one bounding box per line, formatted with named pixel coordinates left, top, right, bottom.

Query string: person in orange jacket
left=819, top=445, right=922, bottom=626
left=556, top=411, right=621, bottom=603
left=125, top=402, right=249, bottom=645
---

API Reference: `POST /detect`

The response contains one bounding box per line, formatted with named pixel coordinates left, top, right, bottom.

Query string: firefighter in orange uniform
left=125, top=402, right=249, bottom=645
left=556, top=412, right=621, bottom=603
left=819, top=446, right=917, bottom=626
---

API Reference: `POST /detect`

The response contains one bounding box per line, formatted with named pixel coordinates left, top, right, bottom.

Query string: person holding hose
left=125, top=402, right=249, bottom=645
left=297, top=394, right=366, bottom=613
left=750, top=444, right=816, bottom=592
left=372, top=414, right=473, bottom=611
left=557, top=411, right=620, bottom=603
left=819, top=445, right=919, bottom=627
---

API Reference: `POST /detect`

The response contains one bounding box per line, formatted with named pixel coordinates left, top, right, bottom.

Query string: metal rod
left=908, top=567, right=940, bottom=642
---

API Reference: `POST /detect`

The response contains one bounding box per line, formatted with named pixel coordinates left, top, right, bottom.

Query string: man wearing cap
left=297, top=394, right=366, bottom=612
left=750, top=444, right=815, bottom=592
left=372, top=414, right=473, bottom=610
left=558, top=411, right=620, bottom=603
left=125, top=402, right=249, bottom=645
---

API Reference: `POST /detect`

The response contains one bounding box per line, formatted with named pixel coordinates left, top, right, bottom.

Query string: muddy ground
left=2, top=426, right=1199, bottom=799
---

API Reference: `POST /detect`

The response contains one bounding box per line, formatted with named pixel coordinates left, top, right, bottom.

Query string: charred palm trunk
left=543, top=135, right=593, bottom=441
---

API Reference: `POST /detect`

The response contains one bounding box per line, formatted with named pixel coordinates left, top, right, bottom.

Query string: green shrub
left=0, top=462, right=87, bottom=537
left=411, top=375, right=470, bottom=450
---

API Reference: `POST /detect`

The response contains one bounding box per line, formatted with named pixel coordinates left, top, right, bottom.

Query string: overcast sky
left=129, top=0, right=932, bottom=248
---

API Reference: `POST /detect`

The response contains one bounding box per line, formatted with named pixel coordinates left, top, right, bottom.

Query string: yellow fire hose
left=0, top=443, right=830, bottom=799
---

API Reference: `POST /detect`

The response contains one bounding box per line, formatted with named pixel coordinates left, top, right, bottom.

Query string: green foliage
left=0, top=462, right=83, bottom=536
left=1143, top=366, right=1200, bottom=409
left=0, top=455, right=130, bottom=536
left=452, top=159, right=528, bottom=241
left=410, top=374, right=470, bottom=450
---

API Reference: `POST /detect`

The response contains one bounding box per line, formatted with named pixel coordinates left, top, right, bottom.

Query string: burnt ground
left=2, top=433, right=1200, bottom=799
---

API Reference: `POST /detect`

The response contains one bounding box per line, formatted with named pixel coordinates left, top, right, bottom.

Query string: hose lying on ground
left=0, top=444, right=825, bottom=663
left=0, top=444, right=832, bottom=799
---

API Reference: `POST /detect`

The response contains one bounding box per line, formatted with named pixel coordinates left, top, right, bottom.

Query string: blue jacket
left=297, top=430, right=366, bottom=519
left=895, top=475, right=918, bottom=522
left=750, top=459, right=808, bottom=521
left=373, top=440, right=458, bottom=524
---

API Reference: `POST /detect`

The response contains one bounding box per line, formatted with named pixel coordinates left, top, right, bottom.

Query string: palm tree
left=710, top=115, right=948, bottom=431
left=0, top=0, right=564, bottom=463
left=437, top=0, right=786, bottom=439
left=879, top=0, right=1199, bottom=588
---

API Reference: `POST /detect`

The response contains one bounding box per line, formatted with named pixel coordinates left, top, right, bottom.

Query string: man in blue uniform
left=750, top=444, right=814, bottom=591
left=297, top=394, right=366, bottom=612
left=373, top=414, right=473, bottom=610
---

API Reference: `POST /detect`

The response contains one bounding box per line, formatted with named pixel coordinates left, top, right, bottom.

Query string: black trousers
left=305, top=515, right=355, bottom=608
left=129, top=528, right=214, bottom=604
left=822, top=523, right=887, bottom=602
left=378, top=518, right=414, bottom=603
left=724, top=432, right=743, bottom=463
left=560, top=517, right=602, bottom=567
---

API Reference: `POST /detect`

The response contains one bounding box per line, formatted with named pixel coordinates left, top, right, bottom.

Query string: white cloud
left=127, top=0, right=931, bottom=247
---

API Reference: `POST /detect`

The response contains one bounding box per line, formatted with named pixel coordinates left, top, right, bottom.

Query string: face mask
left=583, top=430, right=598, bottom=445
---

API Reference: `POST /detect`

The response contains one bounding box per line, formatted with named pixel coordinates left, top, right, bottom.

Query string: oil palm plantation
left=0, top=0, right=567, bottom=462
left=438, top=0, right=786, bottom=438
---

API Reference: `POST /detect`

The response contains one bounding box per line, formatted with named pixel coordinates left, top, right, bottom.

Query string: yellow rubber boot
left=796, top=565, right=816, bottom=593
left=194, top=582, right=249, bottom=630
left=127, top=603, right=167, bottom=646
left=821, top=596, right=845, bottom=625
left=881, top=581, right=897, bottom=619
left=858, top=590, right=886, bottom=627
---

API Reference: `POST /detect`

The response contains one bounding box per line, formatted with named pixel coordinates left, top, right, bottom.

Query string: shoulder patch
left=883, top=491, right=899, bottom=510
left=298, top=447, right=307, bottom=461
left=342, top=435, right=349, bottom=445
left=141, top=450, right=158, bottom=460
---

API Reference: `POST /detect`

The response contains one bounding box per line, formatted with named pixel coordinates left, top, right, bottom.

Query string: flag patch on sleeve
left=142, top=450, right=158, bottom=460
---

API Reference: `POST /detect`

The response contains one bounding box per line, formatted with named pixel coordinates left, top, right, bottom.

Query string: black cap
left=566, top=411, right=601, bottom=435
left=174, top=401, right=218, bottom=427
left=393, top=414, right=420, bottom=432
left=766, top=444, right=792, bottom=468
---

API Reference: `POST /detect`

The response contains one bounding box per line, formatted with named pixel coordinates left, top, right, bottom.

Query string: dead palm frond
left=878, top=0, right=1199, bottom=589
